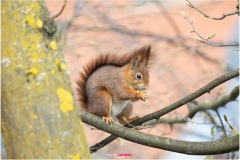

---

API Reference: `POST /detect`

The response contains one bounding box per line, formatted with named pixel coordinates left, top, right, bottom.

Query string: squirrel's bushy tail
left=76, top=45, right=152, bottom=110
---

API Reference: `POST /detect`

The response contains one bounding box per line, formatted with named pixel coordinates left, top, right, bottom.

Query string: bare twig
left=203, top=110, right=217, bottom=125
left=185, top=0, right=239, bottom=20
left=57, top=0, right=87, bottom=34
left=87, top=68, right=239, bottom=153
left=215, top=110, right=227, bottom=137
left=182, top=14, right=239, bottom=47
left=52, top=0, right=67, bottom=20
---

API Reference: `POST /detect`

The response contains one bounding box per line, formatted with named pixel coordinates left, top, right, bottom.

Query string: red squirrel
left=77, top=45, right=152, bottom=124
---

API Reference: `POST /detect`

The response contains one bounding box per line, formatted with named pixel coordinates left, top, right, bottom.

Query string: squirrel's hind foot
left=102, top=116, right=113, bottom=124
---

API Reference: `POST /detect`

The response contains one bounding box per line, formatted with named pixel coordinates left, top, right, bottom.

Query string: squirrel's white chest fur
left=110, top=100, right=130, bottom=117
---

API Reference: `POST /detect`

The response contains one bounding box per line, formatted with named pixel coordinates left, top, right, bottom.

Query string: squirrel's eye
left=136, top=73, right=142, bottom=80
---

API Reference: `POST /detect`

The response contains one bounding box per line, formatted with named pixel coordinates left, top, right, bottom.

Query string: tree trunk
left=1, top=1, right=90, bottom=159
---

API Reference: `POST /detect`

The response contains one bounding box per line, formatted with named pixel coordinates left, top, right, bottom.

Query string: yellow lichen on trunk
left=2, top=1, right=90, bottom=159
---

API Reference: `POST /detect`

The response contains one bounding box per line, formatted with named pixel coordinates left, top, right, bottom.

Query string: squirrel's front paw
left=137, top=90, right=148, bottom=101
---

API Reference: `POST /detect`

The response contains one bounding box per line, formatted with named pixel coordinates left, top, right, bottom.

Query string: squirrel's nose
left=143, top=86, right=148, bottom=91
left=143, top=84, right=149, bottom=90
left=139, top=84, right=147, bottom=90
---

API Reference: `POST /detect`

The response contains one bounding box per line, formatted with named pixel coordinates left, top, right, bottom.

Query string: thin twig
left=52, top=0, right=67, bottom=20
left=215, top=110, right=227, bottom=137
left=185, top=0, right=239, bottom=20
left=203, top=110, right=217, bottom=125
left=182, top=14, right=239, bottom=47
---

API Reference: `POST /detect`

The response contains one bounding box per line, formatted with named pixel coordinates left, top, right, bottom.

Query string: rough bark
left=2, top=1, right=90, bottom=159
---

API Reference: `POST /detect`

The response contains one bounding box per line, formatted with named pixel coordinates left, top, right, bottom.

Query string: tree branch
left=188, top=85, right=239, bottom=118
left=144, top=85, right=239, bottom=127
left=185, top=0, right=239, bottom=20
left=52, top=0, right=67, bottom=20
left=87, top=68, right=239, bottom=153
left=57, top=0, right=87, bottom=34
left=79, top=110, right=239, bottom=155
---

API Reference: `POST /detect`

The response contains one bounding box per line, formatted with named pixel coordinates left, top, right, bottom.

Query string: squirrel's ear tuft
left=141, top=45, right=151, bottom=66
left=131, top=45, right=152, bottom=68
left=131, top=56, right=141, bottom=69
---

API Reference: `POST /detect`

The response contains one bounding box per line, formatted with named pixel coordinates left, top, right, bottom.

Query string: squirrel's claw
left=139, top=90, right=148, bottom=101
left=102, top=116, right=113, bottom=124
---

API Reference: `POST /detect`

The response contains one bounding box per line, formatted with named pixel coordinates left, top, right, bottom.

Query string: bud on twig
left=207, top=33, right=216, bottom=39
left=185, top=0, right=193, bottom=7
left=223, top=114, right=228, bottom=121
left=195, top=37, right=204, bottom=43
left=184, top=0, right=190, bottom=6
left=190, top=17, right=194, bottom=24
left=180, top=11, right=186, bottom=18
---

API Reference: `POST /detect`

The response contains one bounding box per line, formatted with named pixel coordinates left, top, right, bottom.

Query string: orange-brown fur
left=76, top=45, right=152, bottom=124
